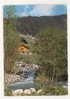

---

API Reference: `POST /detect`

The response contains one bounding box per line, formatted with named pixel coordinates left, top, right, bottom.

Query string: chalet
left=18, top=44, right=29, bottom=53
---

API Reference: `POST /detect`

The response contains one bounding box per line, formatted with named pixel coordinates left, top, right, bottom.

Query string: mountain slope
left=16, top=15, right=67, bottom=36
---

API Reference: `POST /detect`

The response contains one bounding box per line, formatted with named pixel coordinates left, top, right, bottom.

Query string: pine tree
left=4, top=6, right=20, bottom=73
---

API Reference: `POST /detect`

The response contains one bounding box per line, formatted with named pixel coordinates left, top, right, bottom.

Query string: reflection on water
left=9, top=71, right=39, bottom=90
left=9, top=81, right=40, bottom=90
left=9, top=69, right=68, bottom=90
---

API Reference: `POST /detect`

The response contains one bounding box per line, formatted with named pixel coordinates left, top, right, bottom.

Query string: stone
left=5, top=73, right=21, bottom=86
left=12, top=89, right=23, bottom=96
left=37, top=89, right=42, bottom=94
left=23, top=89, right=32, bottom=95
left=30, top=88, right=36, bottom=93
left=32, top=64, right=39, bottom=70
left=29, top=52, right=32, bottom=56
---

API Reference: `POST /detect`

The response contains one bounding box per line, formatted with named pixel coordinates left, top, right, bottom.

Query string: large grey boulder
left=37, top=89, right=42, bottom=94
left=12, top=89, right=23, bottom=96
left=30, top=88, right=36, bottom=93
left=23, top=89, right=32, bottom=95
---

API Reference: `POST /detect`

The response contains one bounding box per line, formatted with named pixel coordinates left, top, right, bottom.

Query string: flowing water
left=9, top=64, right=68, bottom=90
left=9, top=67, right=40, bottom=90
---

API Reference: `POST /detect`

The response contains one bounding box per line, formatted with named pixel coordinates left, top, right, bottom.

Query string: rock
left=29, top=52, right=32, bottom=56
left=30, top=88, right=36, bottom=93
left=37, top=89, right=42, bottom=94
left=23, top=89, right=32, bottom=95
left=12, top=89, right=23, bottom=96
left=5, top=73, right=21, bottom=86
left=32, top=64, right=39, bottom=70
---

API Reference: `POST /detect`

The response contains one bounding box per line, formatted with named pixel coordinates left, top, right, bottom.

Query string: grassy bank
left=5, top=85, right=68, bottom=96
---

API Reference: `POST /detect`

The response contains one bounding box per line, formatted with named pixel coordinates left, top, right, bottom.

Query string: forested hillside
left=15, top=15, right=67, bottom=81
left=16, top=15, right=67, bottom=36
left=4, top=15, right=67, bottom=80
left=4, top=14, right=67, bottom=95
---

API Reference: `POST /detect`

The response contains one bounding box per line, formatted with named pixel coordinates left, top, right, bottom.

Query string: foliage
left=31, top=27, right=67, bottom=81
left=17, top=52, right=39, bottom=65
left=4, top=85, right=67, bottom=96
left=4, top=6, right=16, bottom=18
left=39, top=85, right=68, bottom=95
left=21, top=86, right=68, bottom=96
left=4, top=88, right=12, bottom=96
left=16, top=15, right=67, bottom=36
left=4, top=6, right=20, bottom=73
left=34, top=72, right=48, bottom=85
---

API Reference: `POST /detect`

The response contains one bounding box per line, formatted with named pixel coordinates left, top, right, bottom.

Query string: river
left=8, top=64, right=68, bottom=90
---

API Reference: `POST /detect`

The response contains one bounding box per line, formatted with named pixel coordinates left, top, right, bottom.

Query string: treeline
left=16, top=15, right=67, bottom=36
left=5, top=15, right=67, bottom=36
left=4, top=6, right=20, bottom=73
left=4, top=6, right=67, bottom=82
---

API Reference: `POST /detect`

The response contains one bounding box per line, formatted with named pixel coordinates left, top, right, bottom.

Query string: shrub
left=4, top=88, right=12, bottom=96
left=42, top=85, right=68, bottom=95
left=31, top=27, right=67, bottom=81
left=4, top=6, right=20, bottom=73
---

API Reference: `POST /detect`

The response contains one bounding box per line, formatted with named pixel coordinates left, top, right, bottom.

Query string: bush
left=4, top=6, right=20, bottom=73
left=34, top=73, right=48, bottom=85
left=31, top=27, right=67, bottom=81
left=41, top=85, right=68, bottom=95
left=4, top=88, right=12, bottom=96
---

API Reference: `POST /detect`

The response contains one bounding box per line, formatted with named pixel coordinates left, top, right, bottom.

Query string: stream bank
left=5, top=62, right=68, bottom=96
left=5, top=63, right=39, bottom=87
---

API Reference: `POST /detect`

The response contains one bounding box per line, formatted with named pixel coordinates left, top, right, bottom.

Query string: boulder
left=37, top=89, right=42, bottom=94
left=30, top=88, right=36, bottom=93
left=12, top=89, right=23, bottom=96
left=5, top=73, right=21, bottom=86
left=23, top=89, right=32, bottom=95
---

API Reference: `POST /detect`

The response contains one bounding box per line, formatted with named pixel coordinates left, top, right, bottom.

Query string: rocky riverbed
left=5, top=73, right=21, bottom=87
left=12, top=88, right=42, bottom=96
left=5, top=63, right=39, bottom=87
left=5, top=62, right=68, bottom=96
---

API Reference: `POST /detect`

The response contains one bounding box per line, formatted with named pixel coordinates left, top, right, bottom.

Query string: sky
left=4, top=5, right=67, bottom=17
